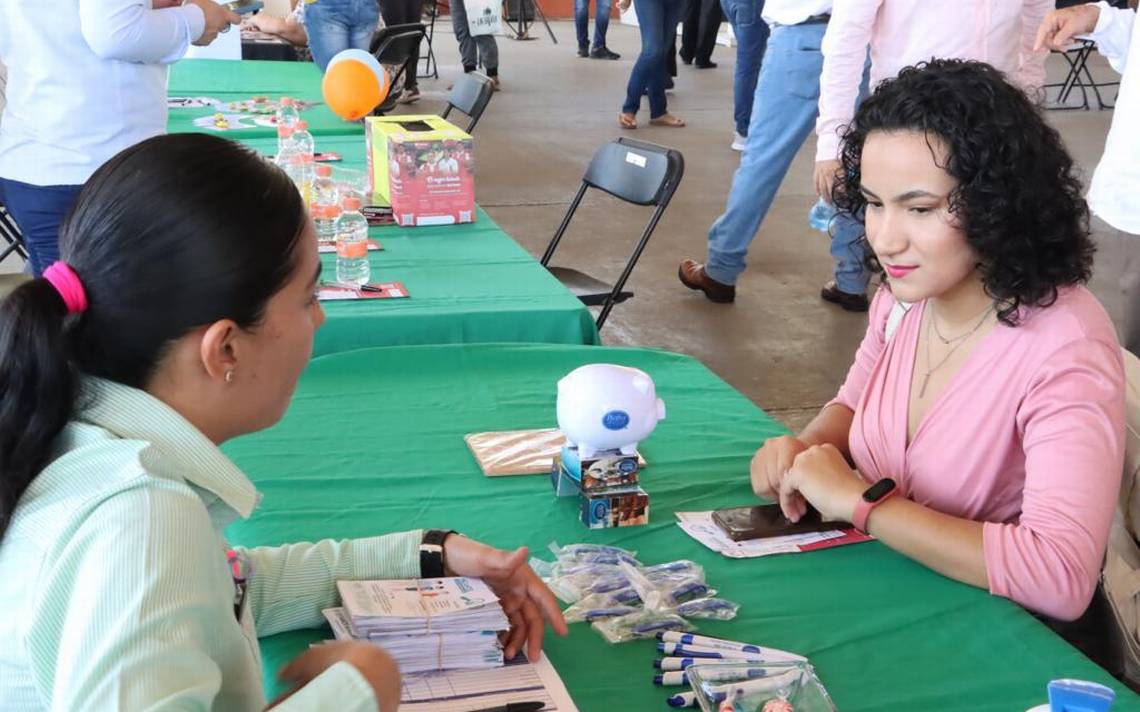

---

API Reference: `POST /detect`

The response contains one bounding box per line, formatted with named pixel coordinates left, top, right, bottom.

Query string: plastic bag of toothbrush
left=592, top=609, right=695, bottom=643
left=687, top=661, right=836, bottom=712
left=620, top=561, right=719, bottom=610
left=548, top=542, right=640, bottom=567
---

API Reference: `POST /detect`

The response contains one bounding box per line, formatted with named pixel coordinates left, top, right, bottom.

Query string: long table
left=221, top=343, right=1140, bottom=711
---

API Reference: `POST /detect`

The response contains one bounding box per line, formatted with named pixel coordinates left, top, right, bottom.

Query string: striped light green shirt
left=0, top=378, right=422, bottom=711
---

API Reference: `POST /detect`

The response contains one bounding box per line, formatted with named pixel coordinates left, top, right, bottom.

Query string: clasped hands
left=750, top=436, right=867, bottom=524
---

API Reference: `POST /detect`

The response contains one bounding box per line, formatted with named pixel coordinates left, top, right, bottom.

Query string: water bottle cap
left=342, top=196, right=363, bottom=211
left=296, top=120, right=308, bottom=130
left=280, top=97, right=294, bottom=106
left=315, top=164, right=332, bottom=177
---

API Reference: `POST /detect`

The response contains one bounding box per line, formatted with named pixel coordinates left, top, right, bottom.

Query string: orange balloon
left=322, top=59, right=390, bottom=121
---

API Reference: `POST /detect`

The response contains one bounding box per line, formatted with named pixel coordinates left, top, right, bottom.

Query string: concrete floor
left=0, top=22, right=1121, bottom=429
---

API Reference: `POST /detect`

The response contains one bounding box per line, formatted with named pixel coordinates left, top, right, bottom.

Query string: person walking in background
left=381, top=0, right=425, bottom=102
left=0, top=0, right=238, bottom=277
left=576, top=0, right=621, bottom=59
left=721, top=0, right=768, bottom=150
left=451, top=0, right=501, bottom=90
left=1037, top=2, right=1140, bottom=355
left=619, top=0, right=686, bottom=128
left=679, top=0, right=723, bottom=68
left=680, top=3, right=868, bottom=306
left=303, top=0, right=381, bottom=71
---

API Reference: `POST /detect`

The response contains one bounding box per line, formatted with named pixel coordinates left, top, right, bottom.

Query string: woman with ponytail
left=0, top=133, right=566, bottom=711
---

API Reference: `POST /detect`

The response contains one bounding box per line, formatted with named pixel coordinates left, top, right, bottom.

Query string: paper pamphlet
left=465, top=428, right=646, bottom=477
left=337, top=577, right=499, bottom=619
left=675, top=511, right=873, bottom=558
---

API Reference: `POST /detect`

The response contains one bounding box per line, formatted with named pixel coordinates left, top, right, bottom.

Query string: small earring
left=225, top=370, right=235, bottom=384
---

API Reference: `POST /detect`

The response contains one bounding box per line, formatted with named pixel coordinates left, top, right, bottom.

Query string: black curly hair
left=832, top=59, right=1094, bottom=325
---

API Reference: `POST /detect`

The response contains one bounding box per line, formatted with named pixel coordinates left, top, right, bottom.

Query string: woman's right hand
left=272, top=641, right=400, bottom=710
left=750, top=435, right=810, bottom=513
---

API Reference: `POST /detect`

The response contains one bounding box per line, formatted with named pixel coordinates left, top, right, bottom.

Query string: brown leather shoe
left=679, top=259, right=735, bottom=303
left=820, top=280, right=869, bottom=312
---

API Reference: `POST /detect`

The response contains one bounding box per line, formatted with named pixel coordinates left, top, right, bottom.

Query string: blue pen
left=653, top=657, right=698, bottom=671
left=666, top=690, right=698, bottom=708
left=658, top=631, right=762, bottom=653
left=653, top=672, right=688, bottom=686
left=659, top=642, right=806, bottom=663
left=658, top=643, right=730, bottom=659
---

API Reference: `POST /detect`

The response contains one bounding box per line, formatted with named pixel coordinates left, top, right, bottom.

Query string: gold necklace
left=918, top=305, right=993, bottom=399
left=930, top=302, right=995, bottom=345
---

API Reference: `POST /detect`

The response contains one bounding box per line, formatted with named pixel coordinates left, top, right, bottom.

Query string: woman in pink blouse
left=752, top=59, right=1126, bottom=623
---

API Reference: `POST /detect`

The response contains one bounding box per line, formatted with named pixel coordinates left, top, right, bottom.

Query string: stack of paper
left=325, top=577, right=510, bottom=674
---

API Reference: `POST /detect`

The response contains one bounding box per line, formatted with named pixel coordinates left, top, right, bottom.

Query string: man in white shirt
left=1038, top=2, right=1140, bottom=354
left=0, top=0, right=238, bottom=275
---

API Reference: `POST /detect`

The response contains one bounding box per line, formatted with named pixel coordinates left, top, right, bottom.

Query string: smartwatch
left=851, top=478, right=897, bottom=534
left=419, top=529, right=457, bottom=578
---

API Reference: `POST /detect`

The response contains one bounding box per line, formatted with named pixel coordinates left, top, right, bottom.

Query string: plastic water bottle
left=335, top=196, right=370, bottom=286
left=292, top=120, right=314, bottom=164
left=288, top=121, right=314, bottom=204
left=311, top=164, right=339, bottom=240
left=275, top=97, right=299, bottom=145
left=808, top=198, right=837, bottom=233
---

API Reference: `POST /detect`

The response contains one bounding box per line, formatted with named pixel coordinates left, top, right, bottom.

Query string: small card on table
left=318, top=282, right=409, bottom=301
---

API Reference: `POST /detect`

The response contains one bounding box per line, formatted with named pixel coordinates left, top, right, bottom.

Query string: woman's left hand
left=780, top=444, right=867, bottom=523
left=443, top=535, right=569, bottom=661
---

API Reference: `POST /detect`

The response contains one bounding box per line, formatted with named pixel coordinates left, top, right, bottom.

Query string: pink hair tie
left=42, top=262, right=88, bottom=315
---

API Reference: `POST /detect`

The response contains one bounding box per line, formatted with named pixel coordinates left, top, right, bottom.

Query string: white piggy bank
left=556, top=364, right=666, bottom=458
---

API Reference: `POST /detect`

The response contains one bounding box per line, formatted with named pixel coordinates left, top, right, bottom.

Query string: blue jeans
left=305, top=0, right=381, bottom=72
left=0, top=178, right=82, bottom=277
left=576, top=0, right=614, bottom=49
left=706, top=22, right=870, bottom=294
left=622, top=0, right=685, bottom=118
left=720, top=0, right=768, bottom=136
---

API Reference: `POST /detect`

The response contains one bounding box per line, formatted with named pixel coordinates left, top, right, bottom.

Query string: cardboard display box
left=365, top=115, right=475, bottom=227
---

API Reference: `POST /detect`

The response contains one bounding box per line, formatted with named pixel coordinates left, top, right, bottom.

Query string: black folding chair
left=370, top=23, right=427, bottom=114
left=0, top=202, right=28, bottom=265
left=418, top=0, right=440, bottom=79
left=1045, top=0, right=1125, bottom=110
left=540, top=138, right=684, bottom=331
left=440, top=72, right=495, bottom=133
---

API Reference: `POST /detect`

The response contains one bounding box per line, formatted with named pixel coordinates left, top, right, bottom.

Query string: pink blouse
left=832, top=285, right=1125, bottom=620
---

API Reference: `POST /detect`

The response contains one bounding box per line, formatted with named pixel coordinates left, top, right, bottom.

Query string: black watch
left=420, top=529, right=458, bottom=578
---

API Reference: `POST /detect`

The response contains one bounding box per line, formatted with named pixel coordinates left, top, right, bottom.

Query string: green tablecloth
left=171, top=58, right=325, bottom=97
left=222, top=344, right=1139, bottom=711
left=167, top=60, right=361, bottom=139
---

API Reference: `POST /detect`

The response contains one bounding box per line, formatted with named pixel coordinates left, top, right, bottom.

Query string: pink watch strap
left=852, top=486, right=897, bottom=534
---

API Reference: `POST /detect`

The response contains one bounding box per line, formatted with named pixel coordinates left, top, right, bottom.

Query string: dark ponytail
left=0, top=133, right=306, bottom=535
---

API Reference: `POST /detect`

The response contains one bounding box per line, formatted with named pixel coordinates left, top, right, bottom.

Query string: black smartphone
left=711, top=503, right=847, bottom=542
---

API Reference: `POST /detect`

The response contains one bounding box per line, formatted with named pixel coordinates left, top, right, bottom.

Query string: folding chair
left=0, top=201, right=28, bottom=265
left=1045, top=0, right=1126, bottom=111
left=370, top=23, right=428, bottom=114
left=540, top=138, right=684, bottom=331
left=440, top=72, right=495, bottom=133
left=418, top=0, right=440, bottom=79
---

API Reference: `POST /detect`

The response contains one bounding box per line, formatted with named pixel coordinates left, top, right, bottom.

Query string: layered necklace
left=918, top=302, right=994, bottom=399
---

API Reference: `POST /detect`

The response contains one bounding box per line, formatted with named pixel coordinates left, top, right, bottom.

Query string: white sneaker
left=731, top=132, right=747, bottom=151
